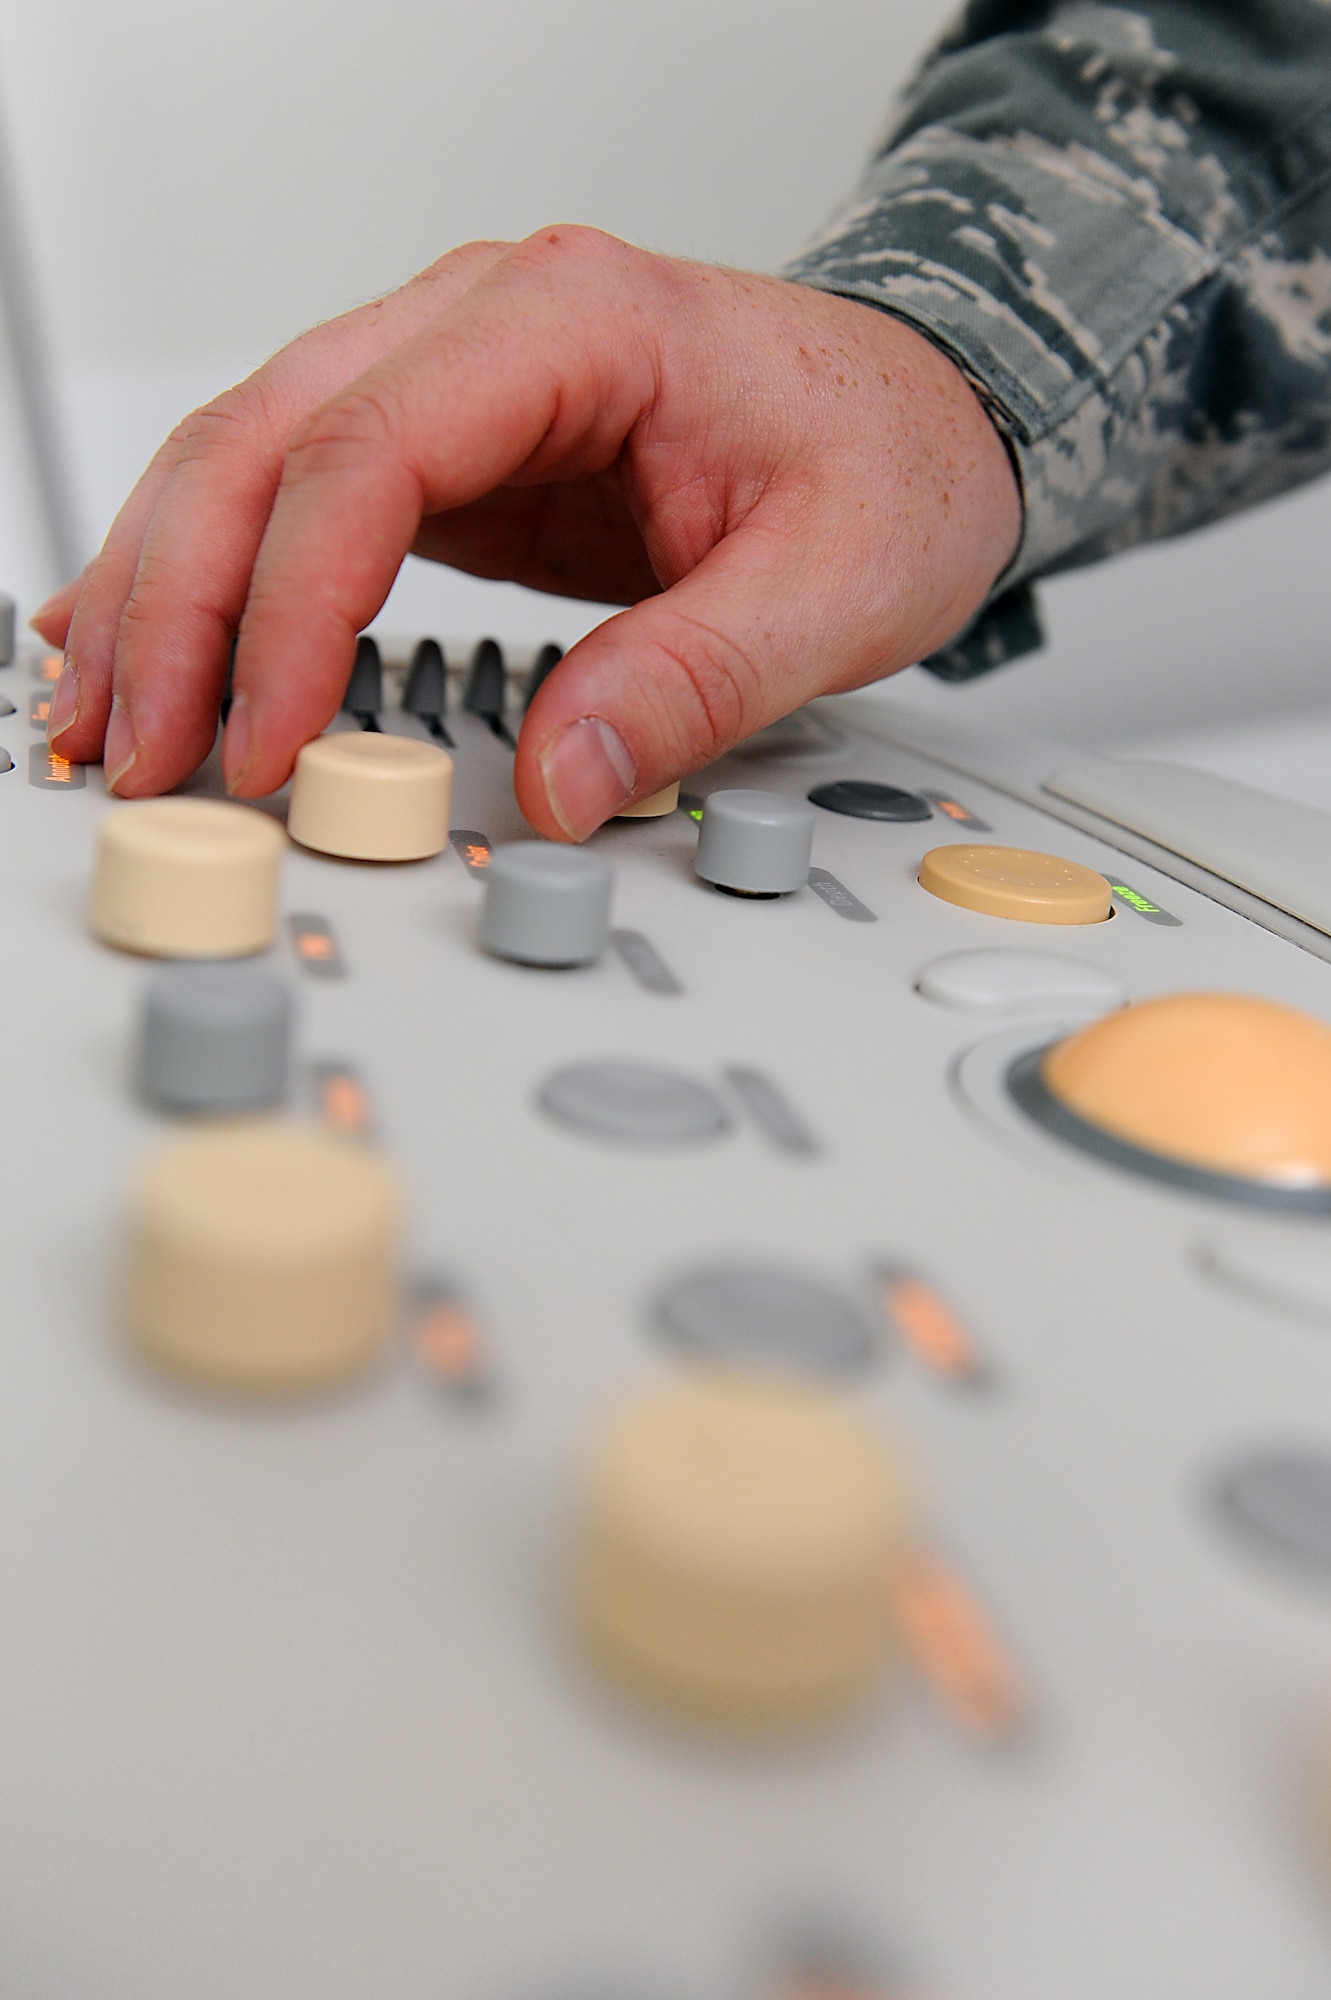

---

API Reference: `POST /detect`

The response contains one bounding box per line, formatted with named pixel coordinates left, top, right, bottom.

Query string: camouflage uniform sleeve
left=782, top=1, right=1331, bottom=680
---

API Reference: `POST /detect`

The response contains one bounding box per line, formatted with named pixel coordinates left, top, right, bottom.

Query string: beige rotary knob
left=124, top=1123, right=403, bottom=1395
left=573, top=1371, right=910, bottom=1732
left=617, top=782, right=680, bottom=819
left=92, top=799, right=284, bottom=957
left=288, top=732, right=453, bottom=861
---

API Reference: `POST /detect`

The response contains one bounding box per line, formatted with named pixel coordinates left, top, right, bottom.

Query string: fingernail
left=539, top=716, right=635, bottom=840
left=103, top=700, right=137, bottom=792
left=46, top=659, right=79, bottom=743
left=222, top=690, right=252, bottom=794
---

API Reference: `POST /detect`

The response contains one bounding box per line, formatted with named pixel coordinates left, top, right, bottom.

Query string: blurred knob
left=140, top=963, right=292, bottom=1113
left=288, top=732, right=453, bottom=861
left=694, top=789, right=814, bottom=896
left=124, top=1123, right=402, bottom=1394
left=92, top=799, right=284, bottom=957
left=480, top=841, right=612, bottom=966
left=573, top=1371, right=909, bottom=1731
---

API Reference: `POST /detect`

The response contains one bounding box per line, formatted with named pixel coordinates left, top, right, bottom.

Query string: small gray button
left=1201, top=1237, right=1331, bottom=1324
left=694, top=789, right=814, bottom=895
left=0, top=592, right=14, bottom=665
left=1215, top=1450, right=1331, bottom=1575
left=540, top=1061, right=729, bottom=1145
left=917, top=949, right=1126, bottom=1012
left=655, top=1263, right=877, bottom=1373
left=139, top=963, right=292, bottom=1112
left=482, top=842, right=613, bottom=966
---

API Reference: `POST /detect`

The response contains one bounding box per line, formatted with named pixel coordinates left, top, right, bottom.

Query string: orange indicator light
left=935, top=798, right=968, bottom=822
left=889, top=1546, right=1027, bottom=1739
left=46, top=753, right=71, bottom=783
left=37, top=652, right=60, bottom=683
left=414, top=1298, right=486, bottom=1386
left=298, top=932, right=334, bottom=961
left=32, top=697, right=50, bottom=724
left=315, top=1065, right=373, bottom=1138
left=879, top=1269, right=985, bottom=1383
left=773, top=1969, right=897, bottom=2000
left=465, top=842, right=490, bottom=868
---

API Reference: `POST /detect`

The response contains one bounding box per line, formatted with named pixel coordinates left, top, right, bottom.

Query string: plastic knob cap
left=694, top=789, right=814, bottom=895
left=92, top=799, right=285, bottom=958
left=124, top=1124, right=403, bottom=1395
left=139, top=963, right=292, bottom=1113
left=480, top=841, right=613, bottom=966
left=288, top=732, right=453, bottom=861
left=573, top=1372, right=910, bottom=1731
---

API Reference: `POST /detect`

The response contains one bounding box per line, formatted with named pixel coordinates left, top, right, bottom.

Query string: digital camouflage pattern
left=784, top=1, right=1331, bottom=678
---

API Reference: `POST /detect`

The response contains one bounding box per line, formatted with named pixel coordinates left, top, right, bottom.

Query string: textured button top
left=1041, top=992, right=1331, bottom=1186
left=480, top=841, right=613, bottom=966
left=919, top=844, right=1111, bottom=925
left=694, top=789, right=814, bottom=895
left=93, top=799, right=285, bottom=958
left=139, top=963, right=292, bottom=1112
left=288, top=732, right=453, bottom=861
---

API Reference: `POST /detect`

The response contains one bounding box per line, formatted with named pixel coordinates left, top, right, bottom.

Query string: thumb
left=514, top=527, right=892, bottom=841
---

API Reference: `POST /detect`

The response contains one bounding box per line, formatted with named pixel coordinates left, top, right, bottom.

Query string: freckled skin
left=37, top=228, right=1019, bottom=837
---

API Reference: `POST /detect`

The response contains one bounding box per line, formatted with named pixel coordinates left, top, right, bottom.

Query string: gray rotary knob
left=694, top=789, right=814, bottom=896
left=480, top=841, right=613, bottom=966
left=139, top=963, right=292, bottom=1112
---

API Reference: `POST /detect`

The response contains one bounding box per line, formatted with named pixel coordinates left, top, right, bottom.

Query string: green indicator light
left=1111, top=883, right=1160, bottom=913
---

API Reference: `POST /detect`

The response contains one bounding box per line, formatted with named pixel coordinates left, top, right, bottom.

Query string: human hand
left=36, top=228, right=1021, bottom=840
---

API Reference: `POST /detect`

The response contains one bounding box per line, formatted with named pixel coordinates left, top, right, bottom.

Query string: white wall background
left=0, top=0, right=1328, bottom=748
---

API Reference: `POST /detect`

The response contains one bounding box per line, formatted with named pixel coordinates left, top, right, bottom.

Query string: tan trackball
left=92, top=799, right=285, bottom=957
left=573, top=1370, right=910, bottom=1731
left=124, top=1123, right=403, bottom=1394
left=288, top=732, right=453, bottom=861
left=1043, top=991, right=1331, bottom=1184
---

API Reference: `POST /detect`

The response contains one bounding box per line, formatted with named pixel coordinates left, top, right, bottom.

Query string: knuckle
left=510, top=222, right=634, bottom=281
left=165, top=378, right=286, bottom=471
left=285, top=386, right=396, bottom=479
left=167, top=390, right=254, bottom=463
left=645, top=613, right=760, bottom=762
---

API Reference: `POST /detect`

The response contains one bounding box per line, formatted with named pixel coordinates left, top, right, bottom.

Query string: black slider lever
left=464, top=637, right=516, bottom=748
left=523, top=641, right=562, bottom=711
left=342, top=634, right=382, bottom=731
left=403, top=637, right=455, bottom=747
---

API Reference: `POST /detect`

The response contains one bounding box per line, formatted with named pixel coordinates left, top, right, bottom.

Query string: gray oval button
left=1215, top=1450, right=1331, bottom=1575
left=539, top=1061, right=729, bottom=1146
left=655, top=1263, right=877, bottom=1374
